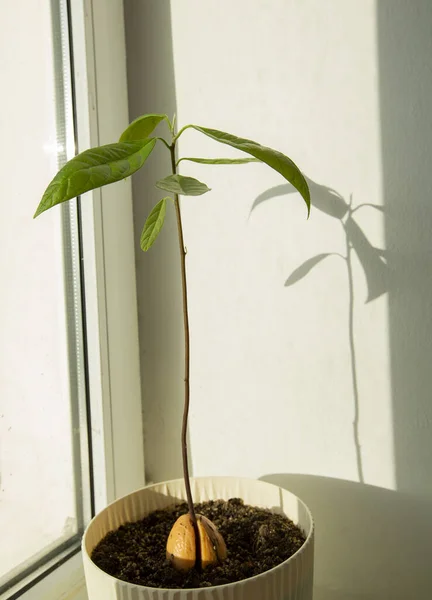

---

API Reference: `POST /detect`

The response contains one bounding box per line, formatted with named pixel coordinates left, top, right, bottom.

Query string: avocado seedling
left=35, top=114, right=310, bottom=572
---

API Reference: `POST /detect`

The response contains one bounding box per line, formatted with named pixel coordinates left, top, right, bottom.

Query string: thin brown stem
left=170, top=142, right=201, bottom=566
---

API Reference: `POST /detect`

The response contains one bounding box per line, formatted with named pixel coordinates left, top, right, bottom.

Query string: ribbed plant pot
left=82, top=476, right=314, bottom=600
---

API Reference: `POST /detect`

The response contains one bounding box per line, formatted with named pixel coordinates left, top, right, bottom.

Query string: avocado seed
left=166, top=513, right=227, bottom=571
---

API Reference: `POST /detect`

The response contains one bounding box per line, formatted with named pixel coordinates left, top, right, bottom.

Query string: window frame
left=3, top=1, right=145, bottom=598
left=71, top=0, right=145, bottom=514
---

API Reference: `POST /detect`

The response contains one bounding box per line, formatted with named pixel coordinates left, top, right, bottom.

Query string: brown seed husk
left=91, top=498, right=306, bottom=589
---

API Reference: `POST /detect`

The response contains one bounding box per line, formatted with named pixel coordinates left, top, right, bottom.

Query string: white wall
left=124, top=1, right=432, bottom=598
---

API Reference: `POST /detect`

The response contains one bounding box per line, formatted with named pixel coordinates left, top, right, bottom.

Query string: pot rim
left=82, top=475, right=315, bottom=592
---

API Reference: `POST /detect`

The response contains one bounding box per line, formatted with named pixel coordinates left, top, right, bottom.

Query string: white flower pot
left=82, top=476, right=314, bottom=600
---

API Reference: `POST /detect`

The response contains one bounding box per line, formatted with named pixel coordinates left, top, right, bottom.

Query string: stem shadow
left=251, top=178, right=390, bottom=482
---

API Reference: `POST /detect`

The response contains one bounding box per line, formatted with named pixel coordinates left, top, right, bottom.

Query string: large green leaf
left=177, top=157, right=260, bottom=166
left=155, top=174, right=210, bottom=196
left=119, top=113, right=169, bottom=142
left=187, top=125, right=310, bottom=214
left=35, top=139, right=156, bottom=218
left=140, top=198, right=168, bottom=251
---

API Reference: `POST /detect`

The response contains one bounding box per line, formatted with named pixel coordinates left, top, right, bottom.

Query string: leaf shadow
left=285, top=253, right=344, bottom=287
left=251, top=176, right=390, bottom=303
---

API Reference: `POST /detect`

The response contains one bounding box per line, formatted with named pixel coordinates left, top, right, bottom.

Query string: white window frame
left=72, top=0, right=145, bottom=513
left=5, top=1, right=145, bottom=599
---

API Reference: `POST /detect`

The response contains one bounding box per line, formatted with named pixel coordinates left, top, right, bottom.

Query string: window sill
left=3, top=552, right=86, bottom=600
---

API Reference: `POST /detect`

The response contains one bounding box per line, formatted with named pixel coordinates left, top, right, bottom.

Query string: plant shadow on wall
left=251, top=180, right=432, bottom=599
left=251, top=176, right=389, bottom=484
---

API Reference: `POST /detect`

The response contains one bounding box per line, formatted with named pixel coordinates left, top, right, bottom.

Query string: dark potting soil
left=91, top=498, right=306, bottom=589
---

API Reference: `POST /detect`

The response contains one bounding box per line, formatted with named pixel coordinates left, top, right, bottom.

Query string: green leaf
left=187, top=125, right=310, bottom=215
left=119, top=113, right=169, bottom=142
left=34, top=139, right=156, bottom=218
left=140, top=198, right=168, bottom=251
left=177, top=157, right=260, bottom=166
left=155, top=174, right=211, bottom=196
left=169, top=114, right=177, bottom=134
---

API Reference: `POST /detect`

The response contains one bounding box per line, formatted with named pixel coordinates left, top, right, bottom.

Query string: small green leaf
left=187, top=125, right=310, bottom=215
left=140, top=198, right=168, bottom=251
left=155, top=174, right=210, bottom=196
left=177, top=157, right=260, bottom=166
left=169, top=114, right=177, bottom=134
left=35, top=139, right=156, bottom=218
left=119, top=113, right=169, bottom=142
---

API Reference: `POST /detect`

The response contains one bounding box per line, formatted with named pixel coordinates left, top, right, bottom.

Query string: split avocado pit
left=166, top=513, right=227, bottom=571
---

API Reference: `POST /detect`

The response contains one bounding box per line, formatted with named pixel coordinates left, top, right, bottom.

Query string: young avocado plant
left=35, top=114, right=310, bottom=572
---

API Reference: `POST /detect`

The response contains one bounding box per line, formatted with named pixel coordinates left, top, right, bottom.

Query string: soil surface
left=91, top=498, right=306, bottom=589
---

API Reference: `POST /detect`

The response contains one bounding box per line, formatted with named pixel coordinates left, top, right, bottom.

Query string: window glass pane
left=0, top=0, right=89, bottom=591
